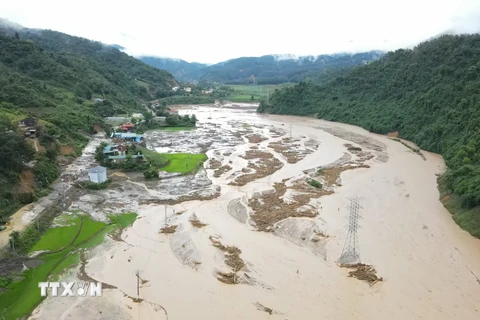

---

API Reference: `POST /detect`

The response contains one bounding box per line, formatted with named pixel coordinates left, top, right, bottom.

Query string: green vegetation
left=141, top=52, right=383, bottom=84
left=0, top=21, right=177, bottom=224
left=307, top=179, right=323, bottom=189
left=30, top=216, right=81, bottom=252
left=0, top=212, right=138, bottom=320
left=258, top=34, right=480, bottom=237
left=162, top=153, right=208, bottom=173
left=227, top=84, right=292, bottom=102
left=136, top=146, right=168, bottom=167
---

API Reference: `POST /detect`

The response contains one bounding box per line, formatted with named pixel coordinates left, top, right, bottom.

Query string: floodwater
left=29, top=103, right=480, bottom=320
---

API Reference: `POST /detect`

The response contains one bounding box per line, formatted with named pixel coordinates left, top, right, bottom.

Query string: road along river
left=30, top=103, right=480, bottom=320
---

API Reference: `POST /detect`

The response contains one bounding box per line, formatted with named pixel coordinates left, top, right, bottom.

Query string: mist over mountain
left=140, top=51, right=384, bottom=84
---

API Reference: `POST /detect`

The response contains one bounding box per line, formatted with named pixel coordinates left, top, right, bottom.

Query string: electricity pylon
left=338, top=198, right=361, bottom=264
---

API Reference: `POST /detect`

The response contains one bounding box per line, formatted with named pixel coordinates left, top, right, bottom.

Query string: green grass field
left=162, top=153, right=208, bottom=173
left=0, top=212, right=138, bottom=320
left=29, top=216, right=81, bottom=252
left=137, top=146, right=207, bottom=174
left=227, top=84, right=293, bottom=102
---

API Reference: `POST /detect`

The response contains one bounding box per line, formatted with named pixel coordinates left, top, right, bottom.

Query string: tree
left=14, top=32, right=19, bottom=40
left=251, top=95, right=255, bottom=101
left=143, top=111, right=154, bottom=125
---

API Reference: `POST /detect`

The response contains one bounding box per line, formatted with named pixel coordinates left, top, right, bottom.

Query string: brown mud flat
left=160, top=225, right=177, bottom=234
left=213, top=165, right=232, bottom=177
left=318, top=164, right=370, bottom=186
left=245, top=134, right=268, bottom=143
left=249, top=180, right=333, bottom=231
left=210, top=236, right=245, bottom=284
left=229, top=158, right=284, bottom=186
left=141, top=188, right=221, bottom=206
left=240, top=150, right=274, bottom=160
left=339, top=263, right=383, bottom=286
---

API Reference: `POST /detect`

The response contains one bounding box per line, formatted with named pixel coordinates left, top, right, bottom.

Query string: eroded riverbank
left=23, top=103, right=480, bottom=319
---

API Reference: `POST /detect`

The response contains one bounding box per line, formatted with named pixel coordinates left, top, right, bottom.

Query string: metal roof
left=89, top=166, right=106, bottom=173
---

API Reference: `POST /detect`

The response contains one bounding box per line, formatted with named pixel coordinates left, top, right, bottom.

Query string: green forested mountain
left=142, top=52, right=384, bottom=84
left=259, top=34, right=480, bottom=237
left=0, top=20, right=178, bottom=223
left=139, top=56, right=208, bottom=81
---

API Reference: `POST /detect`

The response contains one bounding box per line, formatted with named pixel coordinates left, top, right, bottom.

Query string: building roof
left=103, top=145, right=118, bottom=153
left=123, top=123, right=135, bottom=127
left=89, top=166, right=106, bottom=174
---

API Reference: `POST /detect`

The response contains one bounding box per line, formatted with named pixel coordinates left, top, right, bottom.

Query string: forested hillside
left=0, top=21, right=178, bottom=224
left=142, top=52, right=384, bottom=84
left=258, top=34, right=480, bottom=237
left=139, top=56, right=208, bottom=81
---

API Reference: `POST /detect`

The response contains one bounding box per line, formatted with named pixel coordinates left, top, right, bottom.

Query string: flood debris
left=253, top=302, right=274, bottom=315
left=208, top=158, right=222, bottom=169
left=210, top=236, right=245, bottom=284
left=245, top=134, right=268, bottom=143
left=160, top=225, right=177, bottom=234
left=230, top=158, right=284, bottom=186
left=190, top=214, right=208, bottom=228
left=240, top=150, right=273, bottom=160
left=213, top=164, right=232, bottom=177
left=318, top=164, right=370, bottom=186
left=249, top=180, right=332, bottom=231
left=339, top=263, right=383, bottom=286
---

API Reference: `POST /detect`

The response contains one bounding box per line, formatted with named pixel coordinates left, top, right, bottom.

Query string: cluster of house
left=19, top=117, right=37, bottom=138
left=102, top=144, right=144, bottom=163
left=110, top=122, right=144, bottom=142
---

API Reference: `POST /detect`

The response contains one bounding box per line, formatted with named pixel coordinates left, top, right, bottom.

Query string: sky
left=1, top=0, right=480, bottom=64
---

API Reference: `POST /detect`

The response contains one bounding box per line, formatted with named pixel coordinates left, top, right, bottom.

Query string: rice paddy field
left=227, top=84, right=293, bottom=102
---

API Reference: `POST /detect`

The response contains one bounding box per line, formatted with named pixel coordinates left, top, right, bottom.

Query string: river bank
left=4, top=102, right=480, bottom=320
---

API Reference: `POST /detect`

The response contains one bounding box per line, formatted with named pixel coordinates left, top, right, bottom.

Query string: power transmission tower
left=338, top=198, right=361, bottom=264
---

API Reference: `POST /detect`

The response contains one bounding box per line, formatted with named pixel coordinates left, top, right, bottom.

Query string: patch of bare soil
left=190, top=214, right=207, bottom=228
left=210, top=236, right=245, bottom=284
left=339, top=263, right=383, bottom=286
left=248, top=180, right=333, bottom=231
left=387, top=130, right=399, bottom=138
left=240, top=150, right=273, bottom=160
left=79, top=252, right=117, bottom=289
left=318, top=164, right=370, bottom=187
left=213, top=165, right=232, bottom=177
left=208, top=158, right=222, bottom=169
left=245, top=134, right=268, bottom=143
left=160, top=225, right=177, bottom=234
left=60, top=145, right=76, bottom=156
left=229, top=158, right=284, bottom=186
left=15, top=169, right=35, bottom=194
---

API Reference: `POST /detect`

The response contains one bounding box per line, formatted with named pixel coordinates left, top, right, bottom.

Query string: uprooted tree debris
left=160, top=225, right=177, bottom=234
left=339, top=263, right=383, bottom=286
left=248, top=179, right=332, bottom=231
left=209, top=236, right=245, bottom=284
left=190, top=215, right=208, bottom=228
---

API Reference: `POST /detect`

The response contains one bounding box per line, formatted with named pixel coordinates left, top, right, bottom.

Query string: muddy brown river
left=28, top=103, right=480, bottom=319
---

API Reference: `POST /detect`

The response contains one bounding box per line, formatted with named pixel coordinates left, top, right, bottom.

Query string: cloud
left=0, top=0, right=479, bottom=63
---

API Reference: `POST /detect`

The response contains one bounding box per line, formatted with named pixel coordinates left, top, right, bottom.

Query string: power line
left=338, top=198, right=361, bottom=264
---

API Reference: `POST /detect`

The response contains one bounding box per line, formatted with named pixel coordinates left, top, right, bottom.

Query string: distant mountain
left=139, top=57, right=208, bottom=81
left=139, top=52, right=384, bottom=84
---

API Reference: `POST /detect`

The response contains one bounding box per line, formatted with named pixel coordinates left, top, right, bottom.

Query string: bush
left=143, top=167, right=159, bottom=179
left=79, top=179, right=111, bottom=190
left=308, top=179, right=322, bottom=189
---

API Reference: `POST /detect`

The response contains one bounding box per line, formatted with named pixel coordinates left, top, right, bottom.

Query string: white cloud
left=1, top=0, right=479, bottom=63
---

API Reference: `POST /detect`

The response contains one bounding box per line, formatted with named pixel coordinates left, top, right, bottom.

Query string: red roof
left=119, top=126, right=128, bottom=131
left=123, top=123, right=135, bottom=128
